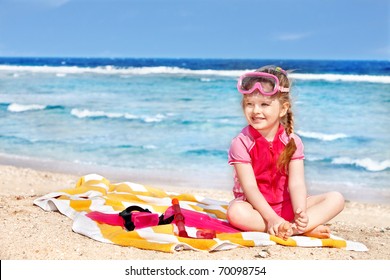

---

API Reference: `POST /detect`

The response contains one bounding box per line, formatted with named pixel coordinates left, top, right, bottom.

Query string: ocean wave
left=118, top=144, right=157, bottom=150
left=331, top=157, right=390, bottom=172
left=142, top=145, right=158, bottom=150
left=0, top=64, right=242, bottom=77
left=6, top=103, right=65, bottom=113
left=0, top=134, right=34, bottom=144
left=185, top=148, right=228, bottom=158
left=70, top=108, right=166, bottom=123
left=290, top=73, right=390, bottom=84
left=297, top=130, right=348, bottom=141
left=306, top=156, right=390, bottom=172
left=1, top=64, right=388, bottom=83
left=7, top=103, right=47, bottom=112
left=70, top=108, right=137, bottom=119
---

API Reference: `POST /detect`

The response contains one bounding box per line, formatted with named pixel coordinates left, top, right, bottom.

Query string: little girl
left=227, top=66, right=345, bottom=240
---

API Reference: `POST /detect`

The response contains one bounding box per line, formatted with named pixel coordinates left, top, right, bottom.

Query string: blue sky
left=0, top=0, right=389, bottom=60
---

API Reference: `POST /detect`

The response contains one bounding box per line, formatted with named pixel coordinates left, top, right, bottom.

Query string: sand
left=0, top=163, right=389, bottom=260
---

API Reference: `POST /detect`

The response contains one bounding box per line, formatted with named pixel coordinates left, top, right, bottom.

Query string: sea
left=0, top=57, right=389, bottom=204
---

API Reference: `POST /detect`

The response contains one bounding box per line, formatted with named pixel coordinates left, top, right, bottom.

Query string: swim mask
left=237, top=71, right=289, bottom=96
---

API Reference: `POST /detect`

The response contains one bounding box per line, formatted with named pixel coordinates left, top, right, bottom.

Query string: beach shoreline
left=1, top=162, right=389, bottom=260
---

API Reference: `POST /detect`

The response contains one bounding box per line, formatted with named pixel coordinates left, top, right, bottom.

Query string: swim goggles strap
left=119, top=205, right=174, bottom=231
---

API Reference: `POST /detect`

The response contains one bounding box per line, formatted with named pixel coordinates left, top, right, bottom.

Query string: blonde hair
left=241, top=65, right=297, bottom=173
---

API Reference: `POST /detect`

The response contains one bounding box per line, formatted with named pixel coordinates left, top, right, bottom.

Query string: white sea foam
left=7, top=103, right=46, bottom=112
left=290, top=73, right=390, bottom=84
left=0, top=65, right=241, bottom=77
left=142, top=145, right=157, bottom=150
left=70, top=108, right=137, bottom=119
left=143, top=114, right=166, bottom=123
left=304, top=156, right=325, bottom=162
left=1, top=65, right=388, bottom=83
left=331, top=157, right=390, bottom=172
left=70, top=108, right=165, bottom=123
left=297, top=130, right=348, bottom=141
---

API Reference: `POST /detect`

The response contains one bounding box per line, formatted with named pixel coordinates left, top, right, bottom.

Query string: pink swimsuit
left=228, top=124, right=304, bottom=221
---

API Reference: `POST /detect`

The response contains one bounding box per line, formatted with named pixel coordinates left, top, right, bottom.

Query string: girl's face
left=243, top=93, right=288, bottom=137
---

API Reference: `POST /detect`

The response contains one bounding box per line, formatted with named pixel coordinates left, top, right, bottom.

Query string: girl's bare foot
left=276, top=221, right=293, bottom=240
left=302, top=225, right=331, bottom=239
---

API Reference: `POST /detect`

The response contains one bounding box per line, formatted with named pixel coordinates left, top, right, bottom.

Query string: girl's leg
left=227, top=200, right=267, bottom=231
left=303, top=191, right=345, bottom=238
left=227, top=200, right=297, bottom=239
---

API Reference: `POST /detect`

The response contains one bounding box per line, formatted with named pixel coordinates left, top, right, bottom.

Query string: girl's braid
left=277, top=106, right=297, bottom=174
left=285, top=108, right=294, bottom=136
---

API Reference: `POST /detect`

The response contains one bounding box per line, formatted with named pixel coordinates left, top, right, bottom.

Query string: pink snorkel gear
left=237, top=71, right=290, bottom=96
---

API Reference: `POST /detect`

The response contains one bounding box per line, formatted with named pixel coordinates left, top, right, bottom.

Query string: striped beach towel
left=33, top=174, right=368, bottom=253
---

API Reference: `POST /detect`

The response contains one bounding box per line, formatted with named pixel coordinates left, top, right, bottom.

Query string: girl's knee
left=227, top=202, right=252, bottom=226
left=227, top=201, right=267, bottom=231
left=328, top=191, right=345, bottom=210
left=227, top=202, right=244, bottom=224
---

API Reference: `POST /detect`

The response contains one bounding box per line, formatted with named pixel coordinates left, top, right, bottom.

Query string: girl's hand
left=293, top=208, right=308, bottom=234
